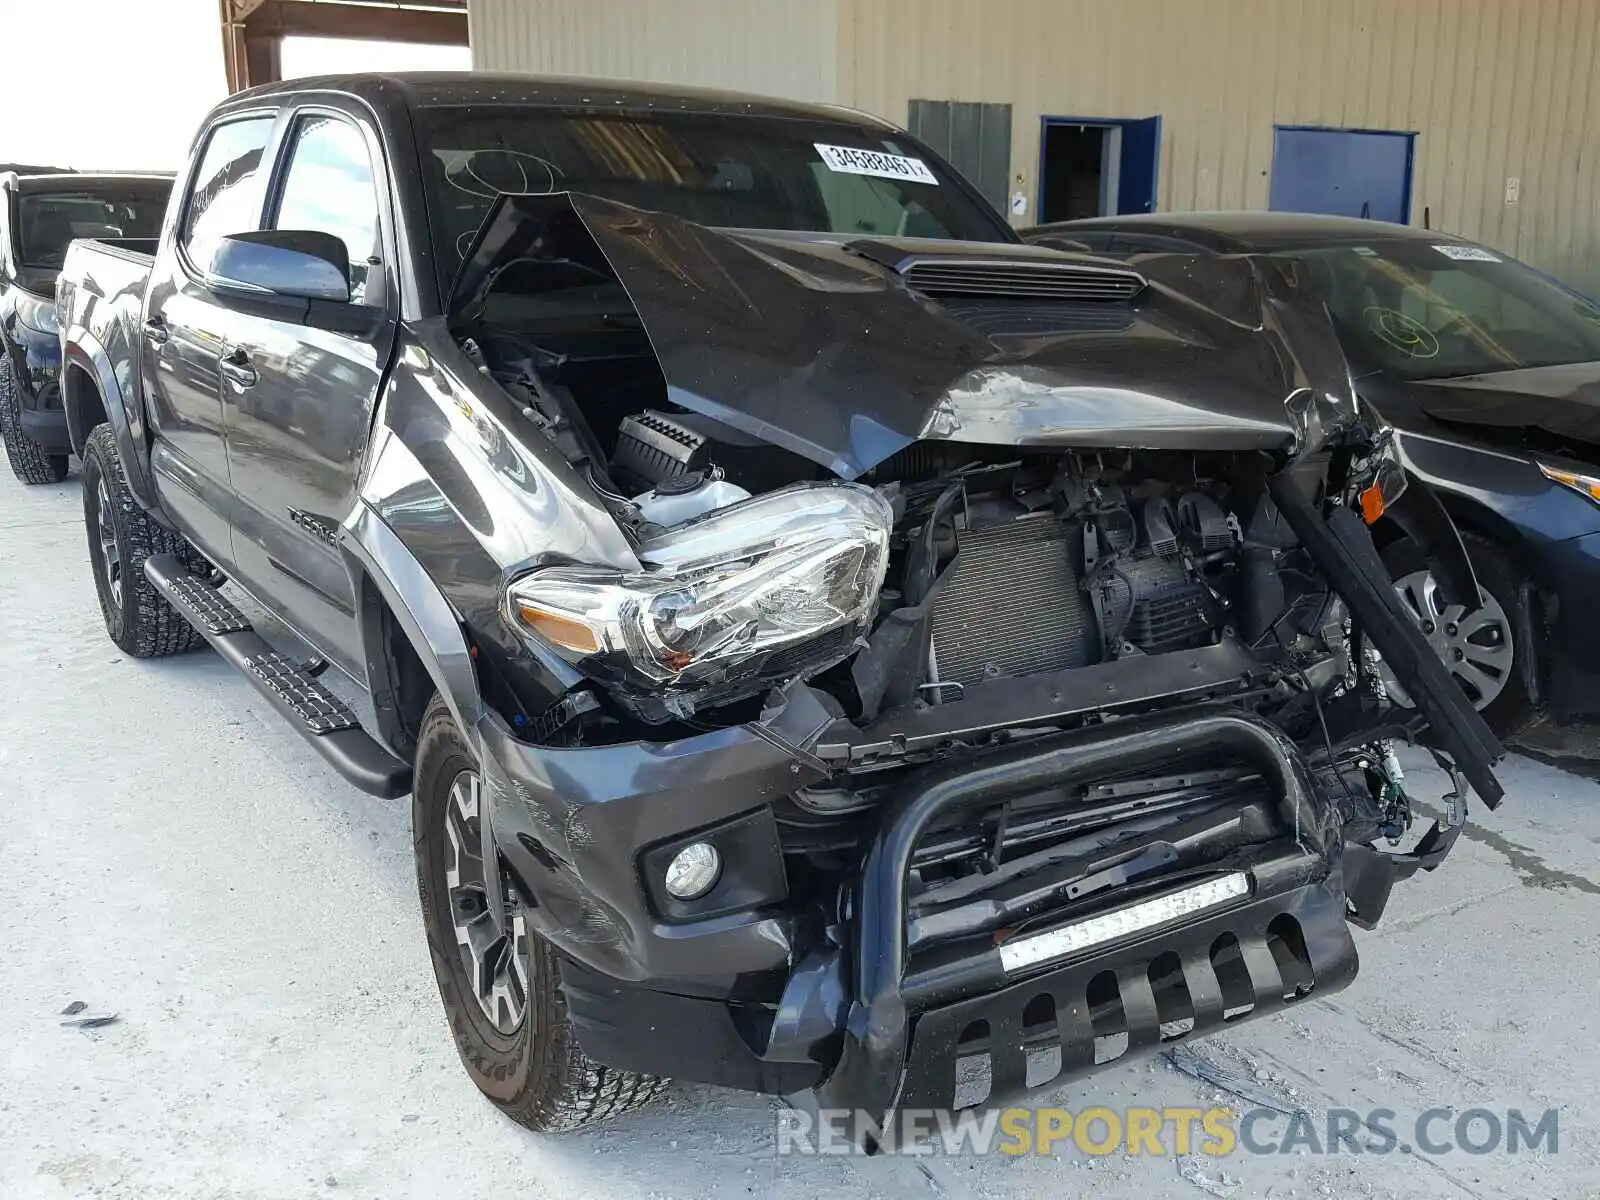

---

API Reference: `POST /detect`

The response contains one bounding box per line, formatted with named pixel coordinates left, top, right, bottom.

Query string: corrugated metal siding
left=842, top=0, right=1600, bottom=290
left=467, top=0, right=1600, bottom=290
left=470, top=0, right=841, bottom=102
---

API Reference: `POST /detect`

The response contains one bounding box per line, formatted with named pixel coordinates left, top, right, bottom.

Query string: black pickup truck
left=55, top=73, right=1502, bottom=1137
left=1, top=169, right=169, bottom=482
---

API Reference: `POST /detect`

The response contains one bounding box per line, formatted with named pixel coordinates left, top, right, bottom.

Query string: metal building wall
left=842, top=0, right=1600, bottom=289
left=467, top=0, right=1600, bottom=289
left=469, top=0, right=842, bottom=102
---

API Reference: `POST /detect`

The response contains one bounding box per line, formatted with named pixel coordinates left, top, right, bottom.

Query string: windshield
left=416, top=106, right=1011, bottom=280
left=16, top=182, right=170, bottom=269
left=1279, top=239, right=1600, bottom=381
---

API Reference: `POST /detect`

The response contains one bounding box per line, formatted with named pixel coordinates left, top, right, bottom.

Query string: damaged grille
left=930, top=516, right=1096, bottom=687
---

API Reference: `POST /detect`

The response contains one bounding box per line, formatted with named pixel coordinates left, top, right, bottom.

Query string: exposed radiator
left=930, top=516, right=1097, bottom=687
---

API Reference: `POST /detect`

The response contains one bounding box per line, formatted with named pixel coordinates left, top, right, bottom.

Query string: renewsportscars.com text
left=776, top=1105, right=1560, bottom=1157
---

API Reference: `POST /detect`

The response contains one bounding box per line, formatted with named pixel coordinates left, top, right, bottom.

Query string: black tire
left=413, top=694, right=667, bottom=1131
left=0, top=356, right=69, bottom=484
left=1382, top=532, right=1538, bottom=738
left=81, top=424, right=206, bottom=658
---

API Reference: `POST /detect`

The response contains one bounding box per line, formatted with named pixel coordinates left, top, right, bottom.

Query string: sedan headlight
left=1539, top=462, right=1600, bottom=504
left=507, top=482, right=893, bottom=716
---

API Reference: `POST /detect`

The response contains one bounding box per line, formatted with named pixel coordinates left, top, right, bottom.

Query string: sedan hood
left=449, top=193, right=1362, bottom=477
left=1402, top=361, right=1600, bottom=462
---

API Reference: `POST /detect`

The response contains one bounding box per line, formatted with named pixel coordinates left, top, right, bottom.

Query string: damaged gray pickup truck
left=55, top=73, right=1503, bottom=1136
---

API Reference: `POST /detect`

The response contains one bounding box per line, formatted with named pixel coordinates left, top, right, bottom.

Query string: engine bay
left=484, top=358, right=1374, bottom=760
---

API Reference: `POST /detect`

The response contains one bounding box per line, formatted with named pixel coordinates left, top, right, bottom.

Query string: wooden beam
left=231, top=0, right=274, bottom=21
left=222, top=1, right=469, bottom=93
left=245, top=33, right=283, bottom=88
left=247, top=1, right=468, bottom=47
left=218, top=0, right=250, bottom=92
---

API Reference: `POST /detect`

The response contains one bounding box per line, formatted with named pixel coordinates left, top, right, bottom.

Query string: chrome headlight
left=1538, top=462, right=1600, bottom=505
left=14, top=290, right=58, bottom=337
left=506, top=482, right=892, bottom=715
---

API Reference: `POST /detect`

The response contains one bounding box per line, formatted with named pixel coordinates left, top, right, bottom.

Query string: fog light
left=663, top=842, right=722, bottom=900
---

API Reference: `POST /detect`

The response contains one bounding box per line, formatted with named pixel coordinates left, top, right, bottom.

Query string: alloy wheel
left=1380, top=569, right=1513, bottom=710
left=96, top=476, right=123, bottom=609
left=443, top=768, right=530, bottom=1034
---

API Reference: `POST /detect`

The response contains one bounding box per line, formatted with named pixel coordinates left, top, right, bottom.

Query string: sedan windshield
left=16, top=182, right=170, bottom=269
left=1280, top=238, right=1600, bottom=380
left=416, top=106, right=1011, bottom=279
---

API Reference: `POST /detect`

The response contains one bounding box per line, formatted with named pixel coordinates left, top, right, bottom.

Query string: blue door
left=1116, top=116, right=1161, bottom=214
left=1269, top=127, right=1415, bottom=223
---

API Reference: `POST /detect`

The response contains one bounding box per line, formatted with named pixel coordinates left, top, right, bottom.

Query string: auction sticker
left=1433, top=244, right=1501, bottom=262
left=815, top=143, right=939, bottom=184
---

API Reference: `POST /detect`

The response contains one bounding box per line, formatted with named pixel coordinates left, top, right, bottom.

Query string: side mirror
left=206, top=229, right=350, bottom=303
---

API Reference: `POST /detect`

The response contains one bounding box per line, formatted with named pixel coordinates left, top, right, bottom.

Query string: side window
left=181, top=116, right=276, bottom=272
left=272, top=113, right=383, bottom=304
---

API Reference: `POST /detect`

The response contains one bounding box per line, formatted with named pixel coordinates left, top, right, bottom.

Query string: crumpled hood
left=449, top=192, right=1362, bottom=477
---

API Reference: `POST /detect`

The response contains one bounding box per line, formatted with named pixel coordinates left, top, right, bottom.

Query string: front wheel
left=1380, top=533, right=1536, bottom=738
left=413, top=694, right=667, bottom=1131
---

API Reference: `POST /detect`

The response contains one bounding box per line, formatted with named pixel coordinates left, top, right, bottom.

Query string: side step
left=145, top=553, right=412, bottom=798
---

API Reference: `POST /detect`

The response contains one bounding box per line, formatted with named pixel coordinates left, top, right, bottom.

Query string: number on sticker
left=814, top=143, right=939, bottom=185
left=1433, top=244, right=1501, bottom=262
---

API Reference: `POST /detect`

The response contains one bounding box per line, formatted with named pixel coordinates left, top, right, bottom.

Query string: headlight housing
left=506, top=482, right=893, bottom=718
left=14, top=290, right=59, bottom=337
left=1538, top=461, right=1600, bottom=505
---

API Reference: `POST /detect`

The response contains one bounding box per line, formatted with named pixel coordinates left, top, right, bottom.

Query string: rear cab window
left=16, top=182, right=170, bottom=270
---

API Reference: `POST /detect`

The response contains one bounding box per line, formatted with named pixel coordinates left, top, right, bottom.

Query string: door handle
left=219, top=346, right=257, bottom=389
left=142, top=315, right=169, bottom=345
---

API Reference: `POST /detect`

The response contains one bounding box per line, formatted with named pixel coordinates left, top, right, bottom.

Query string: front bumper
left=479, top=699, right=1364, bottom=1115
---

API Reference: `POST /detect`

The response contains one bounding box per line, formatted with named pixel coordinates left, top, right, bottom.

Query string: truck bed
left=53, top=236, right=159, bottom=459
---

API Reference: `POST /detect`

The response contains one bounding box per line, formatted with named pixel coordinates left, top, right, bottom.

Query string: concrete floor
left=2, top=466, right=1597, bottom=1200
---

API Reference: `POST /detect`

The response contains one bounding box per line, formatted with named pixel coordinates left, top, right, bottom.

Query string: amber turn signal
left=1359, top=483, right=1387, bottom=524
left=513, top=603, right=602, bottom=654
left=1538, top=462, right=1600, bottom=503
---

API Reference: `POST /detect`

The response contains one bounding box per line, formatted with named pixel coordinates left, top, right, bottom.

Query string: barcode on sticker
left=1434, top=244, right=1501, bottom=262
left=814, top=143, right=939, bottom=185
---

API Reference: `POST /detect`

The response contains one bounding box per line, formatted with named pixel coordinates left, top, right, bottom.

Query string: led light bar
left=998, top=872, right=1251, bottom=975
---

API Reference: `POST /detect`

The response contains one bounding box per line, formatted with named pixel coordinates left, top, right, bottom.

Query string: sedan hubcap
left=444, top=769, right=529, bottom=1034
left=96, top=477, right=122, bottom=608
left=1381, top=569, right=1513, bottom=710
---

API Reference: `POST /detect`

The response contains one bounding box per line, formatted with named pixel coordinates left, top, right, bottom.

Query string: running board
left=144, top=553, right=412, bottom=798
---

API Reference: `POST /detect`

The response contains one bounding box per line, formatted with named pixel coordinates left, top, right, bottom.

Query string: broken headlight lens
left=506, top=483, right=892, bottom=709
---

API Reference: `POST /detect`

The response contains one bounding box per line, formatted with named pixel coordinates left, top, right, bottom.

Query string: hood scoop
left=899, top=257, right=1146, bottom=303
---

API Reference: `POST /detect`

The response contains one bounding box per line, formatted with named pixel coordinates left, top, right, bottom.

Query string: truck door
left=141, top=113, right=279, bottom=566
left=217, top=106, right=398, bottom=675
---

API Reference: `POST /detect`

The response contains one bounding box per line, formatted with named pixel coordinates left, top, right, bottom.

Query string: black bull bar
left=774, top=706, right=1360, bottom=1121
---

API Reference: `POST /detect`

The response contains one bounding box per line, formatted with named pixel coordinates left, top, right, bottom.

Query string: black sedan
left=1027, top=211, right=1600, bottom=737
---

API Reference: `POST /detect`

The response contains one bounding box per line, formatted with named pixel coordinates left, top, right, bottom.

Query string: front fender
left=339, top=498, right=484, bottom=756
